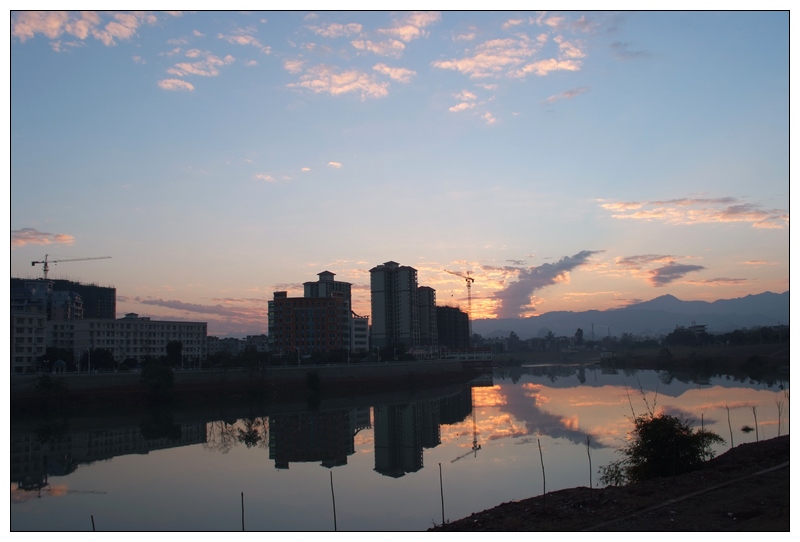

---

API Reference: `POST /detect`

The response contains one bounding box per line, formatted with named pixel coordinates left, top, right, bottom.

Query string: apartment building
left=268, top=291, right=351, bottom=356
left=370, top=261, right=423, bottom=349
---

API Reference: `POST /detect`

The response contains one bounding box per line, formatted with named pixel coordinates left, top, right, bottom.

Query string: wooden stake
left=330, top=471, right=337, bottom=532
left=439, top=463, right=445, bottom=525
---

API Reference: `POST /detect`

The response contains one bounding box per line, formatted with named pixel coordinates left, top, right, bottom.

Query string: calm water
left=10, top=366, right=789, bottom=531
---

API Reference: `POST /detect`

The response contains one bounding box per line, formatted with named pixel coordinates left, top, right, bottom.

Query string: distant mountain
left=472, top=291, right=789, bottom=340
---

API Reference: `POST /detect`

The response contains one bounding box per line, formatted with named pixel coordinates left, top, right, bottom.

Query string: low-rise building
left=72, top=313, right=207, bottom=365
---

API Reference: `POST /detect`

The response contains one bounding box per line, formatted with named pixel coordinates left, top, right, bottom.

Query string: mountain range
left=471, top=291, right=790, bottom=340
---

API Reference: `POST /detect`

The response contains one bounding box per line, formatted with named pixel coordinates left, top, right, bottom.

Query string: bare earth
left=430, top=435, right=789, bottom=532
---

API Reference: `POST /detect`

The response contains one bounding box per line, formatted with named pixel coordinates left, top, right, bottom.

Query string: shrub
left=599, top=413, right=724, bottom=486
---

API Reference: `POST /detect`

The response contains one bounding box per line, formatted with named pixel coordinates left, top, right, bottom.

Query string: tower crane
left=445, top=269, right=474, bottom=344
left=451, top=388, right=481, bottom=463
left=32, top=254, right=111, bottom=280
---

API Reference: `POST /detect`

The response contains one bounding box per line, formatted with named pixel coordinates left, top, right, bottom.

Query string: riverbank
left=495, top=343, right=790, bottom=384
left=9, top=359, right=489, bottom=414
left=430, top=435, right=789, bottom=531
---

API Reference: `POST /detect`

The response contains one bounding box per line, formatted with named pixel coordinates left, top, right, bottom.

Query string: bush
left=599, top=413, right=724, bottom=486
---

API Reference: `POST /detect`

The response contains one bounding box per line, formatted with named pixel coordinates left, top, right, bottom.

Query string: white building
left=72, top=313, right=207, bottom=365
left=351, top=314, right=369, bottom=352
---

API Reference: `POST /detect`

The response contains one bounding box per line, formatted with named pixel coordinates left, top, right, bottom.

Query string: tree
left=37, top=347, right=74, bottom=372
left=79, top=348, right=115, bottom=371
left=599, top=413, right=724, bottom=486
left=166, top=341, right=183, bottom=367
left=575, top=328, right=584, bottom=345
left=140, top=358, right=174, bottom=404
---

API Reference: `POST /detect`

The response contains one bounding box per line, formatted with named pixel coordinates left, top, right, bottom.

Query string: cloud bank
left=494, top=250, right=601, bottom=318
left=600, top=197, right=789, bottom=229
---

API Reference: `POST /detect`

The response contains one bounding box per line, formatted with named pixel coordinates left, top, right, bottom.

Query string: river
left=10, top=365, right=789, bottom=531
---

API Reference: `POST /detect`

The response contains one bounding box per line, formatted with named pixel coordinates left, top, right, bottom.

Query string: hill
left=472, top=291, right=789, bottom=340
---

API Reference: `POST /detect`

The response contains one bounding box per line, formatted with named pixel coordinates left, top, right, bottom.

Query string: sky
left=7, top=9, right=791, bottom=337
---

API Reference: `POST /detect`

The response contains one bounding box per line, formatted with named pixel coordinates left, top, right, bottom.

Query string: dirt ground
left=430, top=435, right=789, bottom=532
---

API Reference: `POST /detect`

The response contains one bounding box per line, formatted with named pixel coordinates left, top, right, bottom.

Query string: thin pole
left=241, top=492, right=244, bottom=531
left=538, top=439, right=546, bottom=508
left=91, top=515, right=95, bottom=531
left=330, top=471, right=337, bottom=531
left=439, top=463, right=445, bottom=525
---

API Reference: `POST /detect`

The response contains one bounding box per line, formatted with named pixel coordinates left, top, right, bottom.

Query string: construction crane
left=445, top=269, right=475, bottom=344
left=32, top=254, right=111, bottom=280
left=451, top=388, right=481, bottom=463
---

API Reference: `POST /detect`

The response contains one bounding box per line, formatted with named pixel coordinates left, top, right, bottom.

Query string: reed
left=751, top=406, right=759, bottom=445
left=726, top=406, right=734, bottom=458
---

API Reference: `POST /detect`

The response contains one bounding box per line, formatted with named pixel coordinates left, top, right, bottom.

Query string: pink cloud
left=158, top=78, right=194, bottom=91
left=600, top=197, right=789, bottom=229
left=287, top=65, right=389, bottom=100
left=11, top=228, right=76, bottom=248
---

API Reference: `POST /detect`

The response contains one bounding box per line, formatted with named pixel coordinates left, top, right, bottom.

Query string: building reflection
left=373, top=387, right=474, bottom=477
left=10, top=376, right=492, bottom=493
left=268, top=407, right=370, bottom=469
left=10, top=421, right=207, bottom=493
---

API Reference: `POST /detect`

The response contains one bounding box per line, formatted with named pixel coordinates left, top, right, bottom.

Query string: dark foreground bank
left=430, top=435, right=789, bottom=531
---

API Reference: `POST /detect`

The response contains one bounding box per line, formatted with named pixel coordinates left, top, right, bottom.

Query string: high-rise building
left=436, top=306, right=470, bottom=350
left=418, top=286, right=438, bottom=347
left=370, top=261, right=421, bottom=349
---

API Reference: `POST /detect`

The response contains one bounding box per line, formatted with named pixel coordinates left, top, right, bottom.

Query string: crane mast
left=445, top=269, right=475, bottom=346
left=31, top=254, right=111, bottom=280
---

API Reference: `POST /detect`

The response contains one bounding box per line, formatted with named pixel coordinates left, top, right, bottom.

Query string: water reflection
left=11, top=379, right=484, bottom=496
left=10, top=367, right=789, bottom=531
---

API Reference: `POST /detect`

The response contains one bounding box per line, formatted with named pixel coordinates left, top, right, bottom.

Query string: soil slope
left=430, top=435, right=789, bottom=531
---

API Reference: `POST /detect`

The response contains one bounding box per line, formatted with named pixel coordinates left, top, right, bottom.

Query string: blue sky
left=8, top=10, right=790, bottom=337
